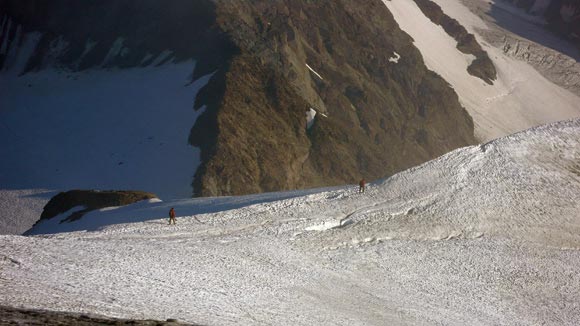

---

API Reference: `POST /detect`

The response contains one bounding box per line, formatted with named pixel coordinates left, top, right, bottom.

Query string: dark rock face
left=2, top=0, right=477, bottom=198
left=413, top=0, right=497, bottom=85
left=37, top=190, right=157, bottom=224
left=191, top=0, right=477, bottom=196
left=0, top=305, right=198, bottom=326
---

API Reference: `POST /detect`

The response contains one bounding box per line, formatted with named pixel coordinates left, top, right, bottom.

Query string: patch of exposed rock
left=35, top=190, right=157, bottom=226
left=0, top=305, right=197, bottom=325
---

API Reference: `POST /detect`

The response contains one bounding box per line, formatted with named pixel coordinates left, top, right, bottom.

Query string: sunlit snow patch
left=388, top=51, right=401, bottom=63
left=306, top=217, right=352, bottom=231
left=305, top=63, right=324, bottom=80
left=306, top=220, right=342, bottom=231
left=306, top=108, right=317, bottom=129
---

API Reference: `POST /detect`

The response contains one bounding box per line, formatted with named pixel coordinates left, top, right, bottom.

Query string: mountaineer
left=168, top=207, right=176, bottom=225
left=359, top=178, right=366, bottom=193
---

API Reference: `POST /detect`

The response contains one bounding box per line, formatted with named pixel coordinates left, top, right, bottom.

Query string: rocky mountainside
left=193, top=0, right=477, bottom=196
left=0, top=0, right=476, bottom=197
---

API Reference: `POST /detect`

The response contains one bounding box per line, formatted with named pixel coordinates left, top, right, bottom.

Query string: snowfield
left=2, top=119, right=580, bottom=325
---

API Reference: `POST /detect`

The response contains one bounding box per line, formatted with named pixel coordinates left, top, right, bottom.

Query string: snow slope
left=1, top=119, right=579, bottom=325
left=383, top=0, right=580, bottom=141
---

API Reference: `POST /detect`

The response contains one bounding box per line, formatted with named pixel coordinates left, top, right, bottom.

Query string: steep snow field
left=383, top=0, right=580, bottom=141
left=2, top=119, right=579, bottom=325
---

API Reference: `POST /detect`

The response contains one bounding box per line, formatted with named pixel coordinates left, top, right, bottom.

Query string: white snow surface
left=383, top=0, right=580, bottom=141
left=388, top=51, right=401, bottom=63
left=2, top=119, right=580, bottom=325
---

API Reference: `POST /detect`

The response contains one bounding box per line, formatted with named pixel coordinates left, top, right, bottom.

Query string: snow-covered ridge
left=2, top=119, right=579, bottom=325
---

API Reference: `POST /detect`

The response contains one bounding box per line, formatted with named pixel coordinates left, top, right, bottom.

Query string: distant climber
left=168, top=207, right=176, bottom=225
left=359, top=178, right=366, bottom=193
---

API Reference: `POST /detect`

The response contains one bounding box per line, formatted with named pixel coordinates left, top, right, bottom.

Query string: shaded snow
left=77, top=39, right=98, bottom=66
left=1, top=119, right=580, bottom=325
left=101, top=37, right=126, bottom=66
left=151, top=50, right=174, bottom=66
left=0, top=61, right=212, bottom=200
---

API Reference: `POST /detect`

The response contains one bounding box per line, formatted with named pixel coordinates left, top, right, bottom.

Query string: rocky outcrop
left=412, top=0, right=497, bottom=85
left=0, top=305, right=197, bottom=326
left=37, top=190, right=157, bottom=224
